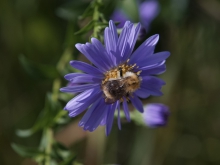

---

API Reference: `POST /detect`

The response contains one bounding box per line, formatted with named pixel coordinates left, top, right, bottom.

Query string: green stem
left=93, top=0, right=102, bottom=38
left=51, top=78, right=61, bottom=102
left=44, top=128, right=53, bottom=165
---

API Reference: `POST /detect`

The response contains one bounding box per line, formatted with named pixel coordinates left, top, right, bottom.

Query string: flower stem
left=44, top=128, right=53, bottom=165
left=93, top=0, right=102, bottom=38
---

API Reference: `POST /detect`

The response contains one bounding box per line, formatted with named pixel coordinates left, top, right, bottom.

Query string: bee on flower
left=60, top=20, right=170, bottom=135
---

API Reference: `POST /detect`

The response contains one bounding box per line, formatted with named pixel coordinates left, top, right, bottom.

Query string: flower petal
left=91, top=38, right=112, bottom=68
left=134, top=89, right=150, bottom=99
left=139, top=60, right=166, bottom=75
left=140, top=86, right=163, bottom=96
left=106, top=102, right=117, bottom=136
left=130, top=94, right=144, bottom=113
left=137, top=51, right=170, bottom=67
left=141, top=76, right=166, bottom=86
left=117, top=26, right=129, bottom=63
left=64, top=73, right=84, bottom=81
left=117, top=22, right=132, bottom=51
left=109, top=20, right=118, bottom=45
left=66, top=86, right=102, bottom=115
left=123, top=98, right=130, bottom=122
left=104, top=27, right=117, bottom=65
left=60, top=84, right=99, bottom=93
left=129, top=34, right=159, bottom=64
left=86, top=43, right=112, bottom=70
left=70, top=75, right=101, bottom=84
left=117, top=102, right=121, bottom=130
left=70, top=60, right=103, bottom=76
left=122, top=23, right=141, bottom=60
left=139, top=76, right=165, bottom=96
left=140, top=76, right=165, bottom=96
left=100, top=114, right=107, bottom=126
left=64, top=73, right=102, bottom=83
left=141, top=64, right=166, bottom=75
left=83, top=99, right=108, bottom=132
left=79, top=98, right=101, bottom=127
left=75, top=44, right=108, bottom=72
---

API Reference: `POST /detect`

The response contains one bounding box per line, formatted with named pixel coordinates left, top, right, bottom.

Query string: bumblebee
left=102, top=71, right=141, bottom=104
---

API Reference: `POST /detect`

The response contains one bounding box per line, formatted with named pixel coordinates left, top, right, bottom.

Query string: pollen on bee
left=101, top=60, right=142, bottom=103
left=102, top=60, right=140, bottom=84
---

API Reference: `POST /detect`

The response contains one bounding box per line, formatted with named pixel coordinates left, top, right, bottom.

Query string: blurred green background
left=1, top=0, right=220, bottom=165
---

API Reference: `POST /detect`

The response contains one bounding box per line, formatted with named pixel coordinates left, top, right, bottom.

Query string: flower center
left=101, top=60, right=141, bottom=104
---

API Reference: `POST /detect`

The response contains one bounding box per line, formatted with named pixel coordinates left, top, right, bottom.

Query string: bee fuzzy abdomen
left=102, top=79, right=127, bottom=104
left=102, top=62, right=142, bottom=103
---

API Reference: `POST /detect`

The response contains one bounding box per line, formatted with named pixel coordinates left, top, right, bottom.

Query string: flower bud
left=143, top=103, right=170, bottom=128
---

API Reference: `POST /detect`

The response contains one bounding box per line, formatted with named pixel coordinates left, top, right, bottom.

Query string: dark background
left=1, top=0, right=220, bottom=164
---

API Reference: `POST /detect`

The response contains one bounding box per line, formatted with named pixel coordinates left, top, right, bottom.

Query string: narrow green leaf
left=58, top=155, right=77, bottom=165
left=11, top=143, right=44, bottom=157
left=16, top=129, right=35, bottom=137
left=78, top=3, right=93, bottom=20
left=74, top=20, right=95, bottom=35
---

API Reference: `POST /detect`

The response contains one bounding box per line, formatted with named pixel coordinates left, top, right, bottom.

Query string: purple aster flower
left=143, top=103, right=170, bottom=128
left=60, top=20, right=170, bottom=135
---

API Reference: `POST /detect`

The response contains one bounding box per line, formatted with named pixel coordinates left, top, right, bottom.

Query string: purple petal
left=137, top=51, right=170, bottom=67
left=79, top=98, right=101, bottom=127
left=122, top=23, right=141, bottom=60
left=109, top=20, right=118, bottom=44
left=134, top=89, right=150, bottom=99
left=130, top=94, right=144, bottom=113
left=123, top=98, right=130, bottom=122
left=83, top=99, right=108, bottom=132
left=140, top=86, right=163, bottom=96
left=129, top=34, right=159, bottom=64
left=106, top=102, right=117, bottom=136
left=85, top=42, right=112, bottom=70
left=69, top=74, right=101, bottom=84
left=141, top=64, right=166, bottom=75
left=141, top=76, right=165, bottom=86
left=138, top=60, right=165, bottom=71
left=100, top=114, right=107, bottom=126
left=64, top=73, right=84, bottom=81
left=104, top=27, right=117, bottom=66
left=66, top=86, right=102, bottom=113
left=138, top=60, right=166, bottom=75
left=60, top=84, right=99, bottom=93
left=75, top=44, right=108, bottom=72
left=91, top=38, right=112, bottom=68
left=117, top=102, right=121, bottom=130
left=70, top=60, right=103, bottom=77
left=117, top=26, right=129, bottom=63
left=139, top=76, right=165, bottom=96
left=117, top=22, right=133, bottom=53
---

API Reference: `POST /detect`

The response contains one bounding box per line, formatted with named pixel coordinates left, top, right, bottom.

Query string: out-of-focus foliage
left=1, top=0, right=220, bottom=165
